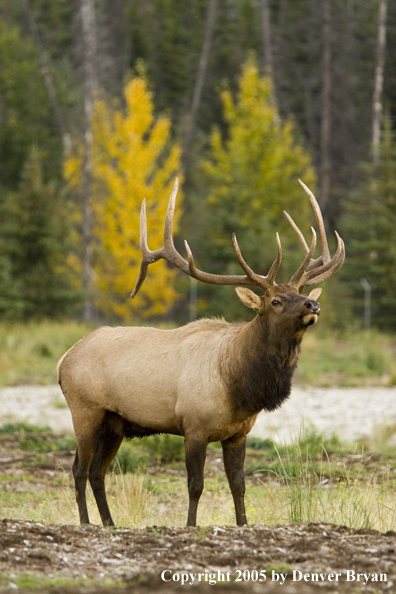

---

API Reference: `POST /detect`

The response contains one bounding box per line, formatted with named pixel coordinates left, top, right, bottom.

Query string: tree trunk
left=261, top=0, right=273, bottom=78
left=182, top=0, right=218, bottom=173
left=23, top=0, right=69, bottom=149
left=80, top=0, right=97, bottom=322
left=319, top=0, right=332, bottom=226
left=372, top=0, right=388, bottom=165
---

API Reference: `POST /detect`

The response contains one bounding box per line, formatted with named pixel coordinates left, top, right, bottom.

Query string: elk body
left=58, top=179, right=344, bottom=527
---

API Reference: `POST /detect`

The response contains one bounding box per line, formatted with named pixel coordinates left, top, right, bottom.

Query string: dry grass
left=3, top=464, right=396, bottom=533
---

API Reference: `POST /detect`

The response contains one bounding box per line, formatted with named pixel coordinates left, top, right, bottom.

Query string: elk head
left=131, top=178, right=345, bottom=333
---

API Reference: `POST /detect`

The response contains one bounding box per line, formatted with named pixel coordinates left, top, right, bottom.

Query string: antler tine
left=130, top=199, right=150, bottom=298
left=301, top=235, right=345, bottom=286
left=266, top=233, right=282, bottom=284
left=301, top=231, right=344, bottom=284
left=232, top=233, right=279, bottom=289
left=131, top=179, right=189, bottom=299
left=298, top=179, right=330, bottom=264
left=285, top=180, right=345, bottom=290
left=284, top=209, right=323, bottom=271
left=289, top=228, right=317, bottom=287
left=283, top=210, right=309, bottom=254
left=163, top=178, right=178, bottom=249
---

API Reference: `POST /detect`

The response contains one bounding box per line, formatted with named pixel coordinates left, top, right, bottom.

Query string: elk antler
left=131, top=178, right=344, bottom=298
left=131, top=178, right=285, bottom=296
left=284, top=180, right=345, bottom=289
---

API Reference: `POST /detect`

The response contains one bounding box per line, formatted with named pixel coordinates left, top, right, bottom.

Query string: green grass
left=0, top=422, right=76, bottom=452
left=1, top=424, right=396, bottom=531
left=0, top=573, right=124, bottom=590
left=0, top=320, right=95, bottom=386
left=109, top=434, right=185, bottom=474
left=296, top=329, right=396, bottom=387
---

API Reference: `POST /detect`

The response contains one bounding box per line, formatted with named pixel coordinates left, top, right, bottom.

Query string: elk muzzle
left=301, top=299, right=321, bottom=326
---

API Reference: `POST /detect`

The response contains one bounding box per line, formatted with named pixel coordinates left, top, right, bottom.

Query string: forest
left=0, top=0, right=395, bottom=330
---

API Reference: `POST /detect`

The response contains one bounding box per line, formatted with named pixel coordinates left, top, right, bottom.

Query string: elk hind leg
left=222, top=434, right=247, bottom=526
left=72, top=414, right=105, bottom=525
left=185, top=435, right=207, bottom=526
left=88, top=412, right=124, bottom=526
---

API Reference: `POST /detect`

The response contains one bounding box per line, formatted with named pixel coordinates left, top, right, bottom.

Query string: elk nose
left=305, top=299, right=320, bottom=313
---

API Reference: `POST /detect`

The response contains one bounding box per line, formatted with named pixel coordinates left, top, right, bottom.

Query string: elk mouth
left=300, top=312, right=319, bottom=326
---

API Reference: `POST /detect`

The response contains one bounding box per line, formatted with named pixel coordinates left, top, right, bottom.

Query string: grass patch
left=1, top=424, right=396, bottom=531
left=0, top=423, right=76, bottom=453
left=109, top=434, right=185, bottom=474
left=244, top=428, right=396, bottom=531
left=0, top=573, right=124, bottom=590
left=0, top=320, right=95, bottom=386
left=0, top=422, right=51, bottom=434
left=296, top=329, right=396, bottom=387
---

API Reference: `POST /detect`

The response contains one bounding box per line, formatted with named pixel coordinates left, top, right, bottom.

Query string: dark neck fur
left=223, top=316, right=302, bottom=414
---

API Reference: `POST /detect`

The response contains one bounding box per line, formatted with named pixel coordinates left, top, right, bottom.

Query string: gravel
left=251, top=386, right=396, bottom=443
left=1, top=384, right=396, bottom=443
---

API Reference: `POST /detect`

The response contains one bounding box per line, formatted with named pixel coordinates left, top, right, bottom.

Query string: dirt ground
left=0, top=519, right=395, bottom=593
left=1, top=434, right=396, bottom=593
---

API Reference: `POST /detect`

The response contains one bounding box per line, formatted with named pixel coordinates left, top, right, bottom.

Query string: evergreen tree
left=341, top=117, right=396, bottom=330
left=0, top=146, right=79, bottom=318
left=0, top=17, right=64, bottom=189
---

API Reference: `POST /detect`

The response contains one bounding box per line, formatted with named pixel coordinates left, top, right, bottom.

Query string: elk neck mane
left=217, top=313, right=302, bottom=414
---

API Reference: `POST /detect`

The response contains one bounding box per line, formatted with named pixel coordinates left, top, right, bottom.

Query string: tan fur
left=59, top=319, right=257, bottom=444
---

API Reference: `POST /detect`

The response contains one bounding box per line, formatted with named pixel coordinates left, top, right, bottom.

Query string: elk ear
left=235, top=287, right=262, bottom=312
left=307, top=287, right=322, bottom=301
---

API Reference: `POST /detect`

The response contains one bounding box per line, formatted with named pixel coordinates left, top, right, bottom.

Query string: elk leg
left=222, top=434, right=247, bottom=526
left=185, top=437, right=207, bottom=526
left=72, top=450, right=89, bottom=524
left=72, top=413, right=104, bottom=525
left=89, top=431, right=123, bottom=526
left=73, top=439, right=97, bottom=525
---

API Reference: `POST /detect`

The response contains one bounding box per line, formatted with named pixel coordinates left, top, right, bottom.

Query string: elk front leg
left=184, top=436, right=207, bottom=526
left=222, top=434, right=247, bottom=526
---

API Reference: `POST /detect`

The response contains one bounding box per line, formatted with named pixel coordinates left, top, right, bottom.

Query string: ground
left=1, top=430, right=396, bottom=593
left=0, top=519, right=395, bottom=593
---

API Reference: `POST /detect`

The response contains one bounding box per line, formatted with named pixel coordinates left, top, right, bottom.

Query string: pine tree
left=341, top=117, right=396, bottom=329
left=0, top=146, right=78, bottom=318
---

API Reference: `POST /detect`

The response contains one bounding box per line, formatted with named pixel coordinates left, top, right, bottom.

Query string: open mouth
left=301, top=313, right=319, bottom=326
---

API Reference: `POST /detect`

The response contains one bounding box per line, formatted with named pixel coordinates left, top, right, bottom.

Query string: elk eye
left=271, top=299, right=281, bottom=307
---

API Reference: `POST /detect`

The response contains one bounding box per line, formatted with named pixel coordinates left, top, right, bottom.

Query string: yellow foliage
left=64, top=76, right=183, bottom=320
left=203, top=58, right=316, bottom=226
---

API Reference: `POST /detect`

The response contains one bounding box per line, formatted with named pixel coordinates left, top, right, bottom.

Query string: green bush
left=142, top=434, right=185, bottom=465
left=109, top=442, right=150, bottom=474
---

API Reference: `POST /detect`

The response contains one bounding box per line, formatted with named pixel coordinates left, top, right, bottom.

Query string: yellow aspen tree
left=65, top=76, right=182, bottom=319
left=204, top=58, right=316, bottom=224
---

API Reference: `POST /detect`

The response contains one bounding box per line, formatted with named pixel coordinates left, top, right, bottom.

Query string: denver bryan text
left=293, top=570, right=387, bottom=585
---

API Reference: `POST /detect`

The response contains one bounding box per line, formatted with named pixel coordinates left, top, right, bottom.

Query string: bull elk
left=58, top=178, right=344, bottom=527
